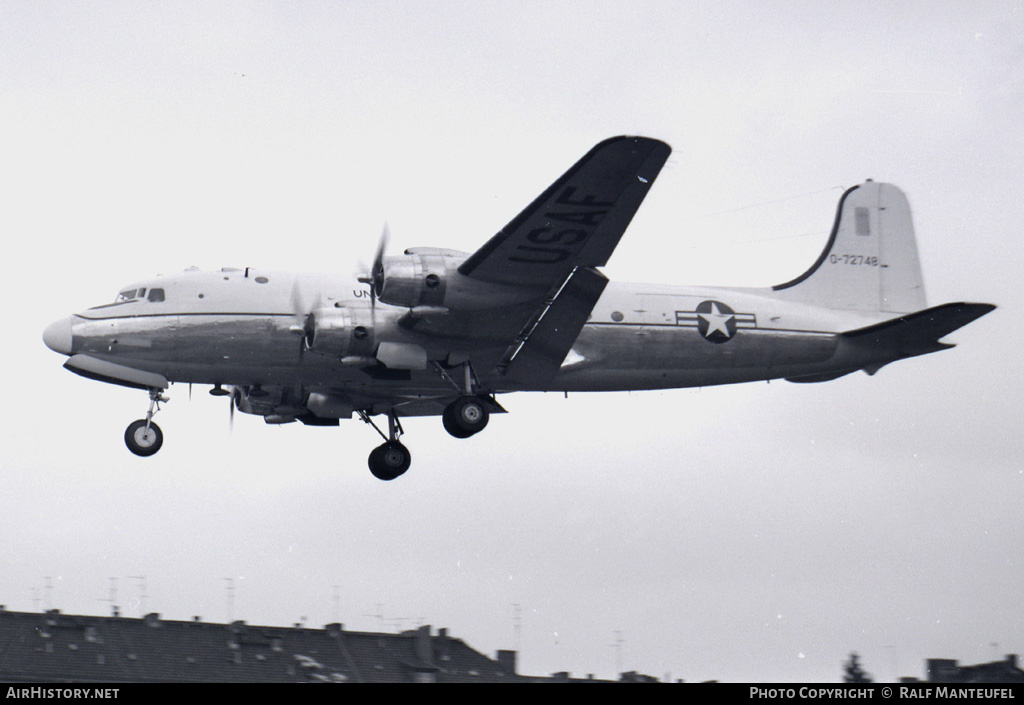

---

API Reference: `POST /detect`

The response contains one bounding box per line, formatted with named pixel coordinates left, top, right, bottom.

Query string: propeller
left=289, top=276, right=319, bottom=354
left=228, top=386, right=238, bottom=433
left=357, top=221, right=390, bottom=321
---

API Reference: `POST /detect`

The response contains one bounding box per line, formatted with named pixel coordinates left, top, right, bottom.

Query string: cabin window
left=148, top=288, right=165, bottom=302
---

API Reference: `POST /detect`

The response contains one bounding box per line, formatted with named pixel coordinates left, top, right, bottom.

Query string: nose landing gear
left=125, top=389, right=168, bottom=457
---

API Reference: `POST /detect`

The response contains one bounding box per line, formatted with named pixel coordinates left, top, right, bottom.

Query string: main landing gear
left=358, top=409, right=411, bottom=481
left=124, top=389, right=168, bottom=457
left=442, top=396, right=490, bottom=439
left=435, top=361, right=490, bottom=440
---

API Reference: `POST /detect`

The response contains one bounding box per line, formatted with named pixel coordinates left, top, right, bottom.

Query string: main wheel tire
left=125, top=420, right=163, bottom=457
left=442, top=396, right=489, bottom=439
left=368, top=441, right=411, bottom=481
left=442, top=407, right=473, bottom=439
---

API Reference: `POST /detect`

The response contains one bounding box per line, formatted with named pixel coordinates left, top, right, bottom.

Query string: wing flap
left=501, top=267, right=608, bottom=384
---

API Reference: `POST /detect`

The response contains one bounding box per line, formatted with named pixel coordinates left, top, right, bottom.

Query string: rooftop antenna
left=44, top=577, right=53, bottom=610
left=612, top=630, right=625, bottom=675
left=332, top=585, right=341, bottom=623
left=96, top=577, right=118, bottom=617
left=128, top=576, right=148, bottom=615
left=30, top=586, right=40, bottom=612
left=886, top=644, right=898, bottom=682
left=390, top=616, right=412, bottom=631
left=512, top=603, right=522, bottom=651
left=362, top=603, right=385, bottom=632
left=224, top=578, right=235, bottom=622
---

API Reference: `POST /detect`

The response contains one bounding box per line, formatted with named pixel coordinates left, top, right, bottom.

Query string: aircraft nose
left=43, top=316, right=74, bottom=356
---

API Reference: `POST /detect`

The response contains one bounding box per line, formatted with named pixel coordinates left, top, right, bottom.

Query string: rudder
left=772, top=182, right=927, bottom=313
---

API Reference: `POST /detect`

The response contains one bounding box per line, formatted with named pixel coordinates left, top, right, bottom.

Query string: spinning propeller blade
left=357, top=222, right=390, bottom=320
left=228, top=387, right=237, bottom=433
left=288, top=277, right=320, bottom=354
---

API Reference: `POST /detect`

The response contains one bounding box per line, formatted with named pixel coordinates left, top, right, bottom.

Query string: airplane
left=42, top=136, right=994, bottom=480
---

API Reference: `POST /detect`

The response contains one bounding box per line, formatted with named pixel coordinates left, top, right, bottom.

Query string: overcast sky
left=2, top=1, right=1022, bottom=683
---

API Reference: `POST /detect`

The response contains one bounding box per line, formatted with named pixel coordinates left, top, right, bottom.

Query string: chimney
left=413, top=625, right=433, bottom=665
left=325, top=622, right=344, bottom=637
left=927, top=658, right=959, bottom=682
left=143, top=613, right=161, bottom=628
left=497, top=650, right=517, bottom=675
left=437, top=627, right=450, bottom=662
left=1008, top=654, right=1019, bottom=669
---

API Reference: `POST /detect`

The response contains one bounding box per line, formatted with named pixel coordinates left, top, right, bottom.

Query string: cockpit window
left=107, top=287, right=164, bottom=305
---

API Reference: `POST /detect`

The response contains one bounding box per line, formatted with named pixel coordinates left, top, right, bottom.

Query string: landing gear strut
left=359, top=409, right=411, bottom=481
left=125, top=389, right=168, bottom=457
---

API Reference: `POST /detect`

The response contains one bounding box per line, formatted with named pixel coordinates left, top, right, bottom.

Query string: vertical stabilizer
left=772, top=182, right=927, bottom=313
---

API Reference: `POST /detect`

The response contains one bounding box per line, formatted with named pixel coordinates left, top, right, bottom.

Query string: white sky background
left=1, top=0, right=1022, bottom=683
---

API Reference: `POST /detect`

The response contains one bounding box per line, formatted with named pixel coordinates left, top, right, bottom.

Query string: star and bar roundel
left=674, top=300, right=756, bottom=344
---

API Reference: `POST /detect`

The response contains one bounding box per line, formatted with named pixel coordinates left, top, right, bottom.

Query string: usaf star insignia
left=696, top=300, right=737, bottom=343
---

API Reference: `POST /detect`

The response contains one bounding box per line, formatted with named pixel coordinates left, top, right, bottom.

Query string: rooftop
left=0, top=608, right=529, bottom=683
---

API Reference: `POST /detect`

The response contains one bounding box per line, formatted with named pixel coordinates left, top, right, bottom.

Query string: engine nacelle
left=376, top=251, right=452, bottom=308
left=376, top=249, right=540, bottom=310
left=303, top=305, right=375, bottom=358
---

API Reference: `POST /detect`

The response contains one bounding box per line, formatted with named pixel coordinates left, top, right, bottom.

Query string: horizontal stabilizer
left=842, top=302, right=995, bottom=355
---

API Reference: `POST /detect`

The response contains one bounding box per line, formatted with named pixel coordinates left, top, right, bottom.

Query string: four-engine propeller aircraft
left=43, top=136, right=994, bottom=480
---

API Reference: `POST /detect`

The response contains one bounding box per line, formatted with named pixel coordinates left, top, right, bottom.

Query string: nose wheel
left=125, top=389, right=168, bottom=457
left=125, top=419, right=163, bottom=456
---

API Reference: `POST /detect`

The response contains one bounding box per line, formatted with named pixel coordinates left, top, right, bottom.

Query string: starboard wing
left=457, top=136, right=671, bottom=289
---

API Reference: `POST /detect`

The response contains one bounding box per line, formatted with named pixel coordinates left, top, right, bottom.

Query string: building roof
left=0, top=608, right=528, bottom=683
left=926, top=655, right=1024, bottom=684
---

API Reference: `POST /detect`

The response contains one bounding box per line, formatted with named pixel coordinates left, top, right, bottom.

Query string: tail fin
left=772, top=181, right=927, bottom=313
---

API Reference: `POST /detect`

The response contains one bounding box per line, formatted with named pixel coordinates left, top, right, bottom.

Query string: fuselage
left=48, top=267, right=898, bottom=405
left=38, top=141, right=993, bottom=478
